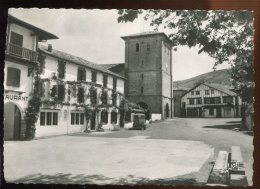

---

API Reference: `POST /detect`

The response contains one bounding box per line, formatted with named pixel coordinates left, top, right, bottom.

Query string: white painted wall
left=35, top=106, right=85, bottom=138
left=9, top=23, right=36, bottom=51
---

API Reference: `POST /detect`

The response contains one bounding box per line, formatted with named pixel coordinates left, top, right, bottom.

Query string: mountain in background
left=173, top=68, right=233, bottom=90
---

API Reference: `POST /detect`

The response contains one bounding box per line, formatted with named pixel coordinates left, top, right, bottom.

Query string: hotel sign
left=5, top=94, right=28, bottom=101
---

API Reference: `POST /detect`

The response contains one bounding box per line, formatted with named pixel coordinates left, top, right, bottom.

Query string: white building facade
left=181, top=83, right=241, bottom=118
left=35, top=45, right=125, bottom=138
left=4, top=15, right=58, bottom=140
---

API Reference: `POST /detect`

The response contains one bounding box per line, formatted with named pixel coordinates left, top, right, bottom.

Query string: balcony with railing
left=5, top=43, right=38, bottom=62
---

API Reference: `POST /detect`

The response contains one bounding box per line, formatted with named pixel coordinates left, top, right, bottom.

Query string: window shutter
left=77, top=87, right=85, bottom=103
left=6, top=67, right=20, bottom=87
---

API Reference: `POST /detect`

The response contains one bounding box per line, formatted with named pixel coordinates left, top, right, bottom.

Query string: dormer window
left=136, top=43, right=139, bottom=52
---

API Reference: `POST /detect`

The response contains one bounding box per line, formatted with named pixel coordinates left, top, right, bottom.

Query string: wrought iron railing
left=6, top=43, right=38, bottom=62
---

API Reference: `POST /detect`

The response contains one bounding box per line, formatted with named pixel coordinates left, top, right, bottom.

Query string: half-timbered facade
left=4, top=15, right=58, bottom=140
left=181, top=83, right=241, bottom=118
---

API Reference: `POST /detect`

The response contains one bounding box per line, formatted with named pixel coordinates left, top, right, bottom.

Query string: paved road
left=4, top=117, right=253, bottom=185
left=73, top=117, right=253, bottom=185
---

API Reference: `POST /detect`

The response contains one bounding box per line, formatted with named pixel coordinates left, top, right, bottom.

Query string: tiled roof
left=39, top=46, right=126, bottom=80
left=121, top=31, right=173, bottom=45
left=99, top=63, right=125, bottom=70
left=182, top=82, right=237, bottom=97
left=8, top=14, right=58, bottom=41
left=204, top=82, right=237, bottom=96
left=121, top=31, right=164, bottom=38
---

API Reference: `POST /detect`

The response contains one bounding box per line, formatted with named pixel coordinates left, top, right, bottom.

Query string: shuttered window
left=58, top=60, right=66, bottom=79
left=77, top=67, right=86, bottom=81
left=91, top=71, right=97, bottom=83
left=10, top=32, right=23, bottom=46
left=103, top=74, right=108, bottom=88
left=6, top=67, right=21, bottom=87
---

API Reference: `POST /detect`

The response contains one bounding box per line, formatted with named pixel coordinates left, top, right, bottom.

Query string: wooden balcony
left=6, top=43, right=38, bottom=62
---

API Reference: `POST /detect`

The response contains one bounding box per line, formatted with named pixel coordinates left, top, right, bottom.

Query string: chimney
left=47, top=44, right=52, bottom=52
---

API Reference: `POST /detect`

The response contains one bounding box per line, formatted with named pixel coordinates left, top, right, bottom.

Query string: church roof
left=121, top=31, right=173, bottom=46
left=99, top=63, right=125, bottom=70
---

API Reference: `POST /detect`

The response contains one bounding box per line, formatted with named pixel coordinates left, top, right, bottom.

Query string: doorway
left=4, top=102, right=21, bottom=140
left=216, top=107, right=222, bottom=118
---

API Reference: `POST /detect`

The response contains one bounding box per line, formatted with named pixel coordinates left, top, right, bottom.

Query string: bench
left=230, top=146, right=245, bottom=175
left=230, top=146, right=248, bottom=186
left=208, top=151, right=229, bottom=185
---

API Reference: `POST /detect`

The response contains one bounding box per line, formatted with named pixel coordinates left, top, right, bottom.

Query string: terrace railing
left=6, top=43, right=38, bottom=62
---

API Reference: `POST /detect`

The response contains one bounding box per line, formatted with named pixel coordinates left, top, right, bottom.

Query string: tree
left=117, top=10, right=254, bottom=104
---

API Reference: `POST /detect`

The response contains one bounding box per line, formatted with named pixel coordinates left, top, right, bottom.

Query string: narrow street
left=4, top=118, right=253, bottom=185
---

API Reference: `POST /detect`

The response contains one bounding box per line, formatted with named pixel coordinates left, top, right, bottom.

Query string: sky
left=8, top=8, right=230, bottom=81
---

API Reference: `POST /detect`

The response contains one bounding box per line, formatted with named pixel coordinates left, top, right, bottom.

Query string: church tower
left=121, top=31, right=173, bottom=120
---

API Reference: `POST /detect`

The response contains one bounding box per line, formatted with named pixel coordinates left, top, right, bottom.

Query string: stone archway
left=4, top=102, right=22, bottom=140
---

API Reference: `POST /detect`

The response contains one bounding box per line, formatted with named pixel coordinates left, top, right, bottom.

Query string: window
left=113, top=77, right=117, bottom=90
left=10, top=31, right=23, bottom=46
left=136, top=43, right=139, bottom=52
left=40, top=111, right=59, bottom=126
left=53, top=112, right=58, bottom=125
left=71, top=112, right=84, bottom=125
left=223, top=96, right=233, bottom=103
left=141, top=73, right=144, bottom=80
left=196, top=91, right=200, bottom=95
left=77, top=87, right=85, bottom=103
left=76, top=113, right=79, bottom=125
left=71, top=113, right=75, bottom=125
left=204, top=97, right=221, bottom=104
left=46, top=112, right=52, bottom=125
left=6, top=67, right=21, bottom=87
left=57, top=84, right=65, bottom=101
left=147, top=43, right=150, bottom=51
left=111, top=111, right=117, bottom=124
left=211, top=89, right=214, bottom=94
left=103, top=74, right=108, bottom=88
left=191, top=91, right=194, bottom=95
left=101, top=111, right=108, bottom=124
left=204, top=97, right=211, bottom=104
left=189, top=98, right=195, bottom=105
left=141, top=60, right=144, bottom=67
left=58, top=60, right=66, bottom=79
left=77, top=67, right=86, bottom=81
left=196, top=98, right=202, bottom=104
left=80, top=114, right=84, bottom=124
left=205, top=90, right=210, bottom=95
left=141, top=86, right=143, bottom=94
left=209, top=108, right=214, bottom=115
left=91, top=71, right=97, bottom=83
left=50, top=85, right=57, bottom=97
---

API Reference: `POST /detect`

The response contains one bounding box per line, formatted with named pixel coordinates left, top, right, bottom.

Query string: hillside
left=173, top=69, right=233, bottom=90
